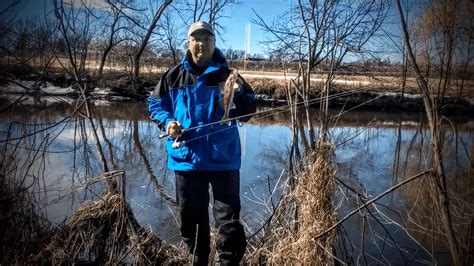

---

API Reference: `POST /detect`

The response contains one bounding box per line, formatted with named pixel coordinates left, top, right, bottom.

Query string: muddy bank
left=0, top=72, right=152, bottom=100
left=1, top=72, right=473, bottom=115
left=256, top=90, right=474, bottom=115
left=246, top=77, right=474, bottom=115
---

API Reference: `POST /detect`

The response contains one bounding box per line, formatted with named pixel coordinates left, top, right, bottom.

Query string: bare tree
left=253, top=0, right=389, bottom=150
left=53, top=0, right=115, bottom=190
left=160, top=11, right=185, bottom=65
left=131, top=0, right=172, bottom=84
left=410, top=0, right=473, bottom=102
left=53, top=0, right=98, bottom=82
left=82, top=0, right=171, bottom=85
left=0, top=0, right=21, bottom=30
left=97, top=0, right=127, bottom=77
left=396, top=0, right=465, bottom=264
left=181, top=0, right=237, bottom=35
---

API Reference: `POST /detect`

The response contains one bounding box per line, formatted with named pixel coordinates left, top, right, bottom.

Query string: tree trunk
left=98, top=15, right=120, bottom=78
left=98, top=47, right=110, bottom=77
left=396, top=1, right=462, bottom=264
left=132, top=0, right=172, bottom=84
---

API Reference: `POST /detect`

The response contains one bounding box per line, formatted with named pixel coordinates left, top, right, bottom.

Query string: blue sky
left=1, top=0, right=402, bottom=61
left=0, top=0, right=292, bottom=56
left=217, top=0, right=292, bottom=56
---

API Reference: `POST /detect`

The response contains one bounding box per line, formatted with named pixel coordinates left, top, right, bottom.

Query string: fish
left=220, top=68, right=239, bottom=125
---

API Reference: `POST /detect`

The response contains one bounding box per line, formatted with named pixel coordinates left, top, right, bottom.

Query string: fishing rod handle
left=159, top=128, right=187, bottom=139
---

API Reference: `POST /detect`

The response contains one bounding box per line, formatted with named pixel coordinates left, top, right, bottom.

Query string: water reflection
left=1, top=97, right=472, bottom=263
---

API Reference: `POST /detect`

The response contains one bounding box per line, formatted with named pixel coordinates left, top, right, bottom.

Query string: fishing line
left=159, top=89, right=361, bottom=139
left=163, top=89, right=372, bottom=147
left=171, top=124, right=239, bottom=148
left=169, top=86, right=404, bottom=149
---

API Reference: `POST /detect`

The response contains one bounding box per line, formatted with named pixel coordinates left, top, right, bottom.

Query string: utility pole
left=244, top=23, right=250, bottom=71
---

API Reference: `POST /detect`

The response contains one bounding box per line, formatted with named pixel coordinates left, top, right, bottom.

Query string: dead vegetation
left=0, top=158, right=188, bottom=264
left=0, top=119, right=55, bottom=264
left=31, top=180, right=188, bottom=264
left=246, top=149, right=337, bottom=265
left=0, top=174, right=53, bottom=264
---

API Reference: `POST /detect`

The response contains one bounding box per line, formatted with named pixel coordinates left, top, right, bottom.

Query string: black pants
left=175, top=170, right=246, bottom=265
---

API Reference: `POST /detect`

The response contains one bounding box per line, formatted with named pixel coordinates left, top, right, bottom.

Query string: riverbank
left=1, top=71, right=473, bottom=115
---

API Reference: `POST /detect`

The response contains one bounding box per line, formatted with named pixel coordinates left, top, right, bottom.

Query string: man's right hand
left=166, top=121, right=183, bottom=138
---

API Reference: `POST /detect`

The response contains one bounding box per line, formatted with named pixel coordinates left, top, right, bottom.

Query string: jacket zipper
left=182, top=89, right=191, bottom=119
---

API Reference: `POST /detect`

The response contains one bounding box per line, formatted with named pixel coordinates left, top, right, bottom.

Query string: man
left=148, top=21, right=256, bottom=265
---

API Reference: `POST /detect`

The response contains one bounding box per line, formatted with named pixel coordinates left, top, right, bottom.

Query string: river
left=1, top=97, right=472, bottom=264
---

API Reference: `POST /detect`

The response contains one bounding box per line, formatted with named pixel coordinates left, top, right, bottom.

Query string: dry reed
left=32, top=190, right=188, bottom=264
left=247, top=148, right=337, bottom=265
left=0, top=179, right=53, bottom=264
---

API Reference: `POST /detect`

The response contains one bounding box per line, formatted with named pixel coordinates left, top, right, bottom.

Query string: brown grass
left=246, top=149, right=337, bottom=265
left=31, top=188, right=188, bottom=264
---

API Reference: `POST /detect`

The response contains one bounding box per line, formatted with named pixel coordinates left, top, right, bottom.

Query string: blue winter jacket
left=147, top=49, right=256, bottom=171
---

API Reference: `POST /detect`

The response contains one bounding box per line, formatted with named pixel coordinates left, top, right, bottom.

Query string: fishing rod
left=156, top=89, right=361, bottom=140
left=157, top=113, right=243, bottom=139
left=174, top=89, right=393, bottom=150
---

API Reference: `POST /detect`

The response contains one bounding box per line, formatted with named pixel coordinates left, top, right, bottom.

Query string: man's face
left=188, top=30, right=215, bottom=67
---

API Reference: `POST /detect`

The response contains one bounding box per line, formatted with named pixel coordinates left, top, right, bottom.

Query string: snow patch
left=1, top=80, right=75, bottom=95
left=93, top=99, right=112, bottom=106
left=375, top=121, right=419, bottom=127
left=1, top=80, right=35, bottom=93
left=1, top=95, right=74, bottom=106
left=91, top=87, right=112, bottom=96
left=381, top=92, right=422, bottom=99
left=110, top=96, right=132, bottom=101
left=40, top=82, right=75, bottom=95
